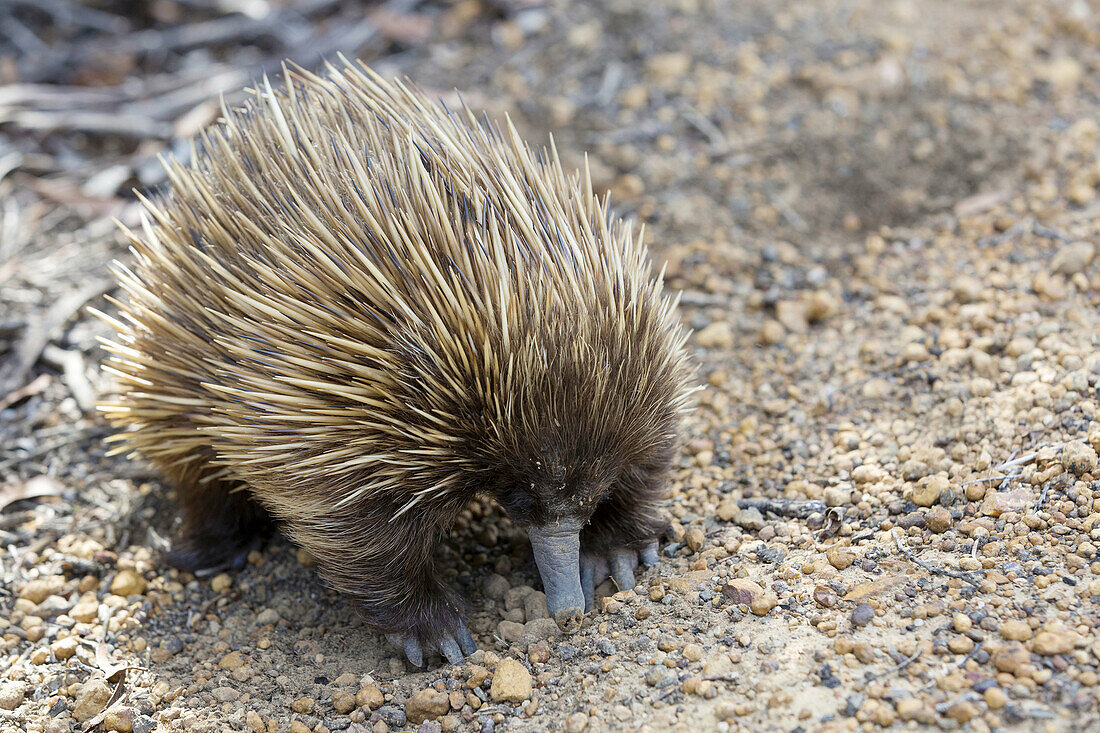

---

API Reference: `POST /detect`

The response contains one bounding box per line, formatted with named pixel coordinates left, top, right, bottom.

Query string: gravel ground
left=4, top=1, right=1100, bottom=731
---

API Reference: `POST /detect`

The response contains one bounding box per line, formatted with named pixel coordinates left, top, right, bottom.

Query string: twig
left=998, top=451, right=1019, bottom=489
left=4, top=110, right=172, bottom=139
left=0, top=373, right=49, bottom=411
left=891, top=529, right=980, bottom=589
left=995, top=442, right=1067, bottom=471
left=109, top=13, right=304, bottom=56
left=737, top=498, right=826, bottom=519
left=0, top=195, right=31, bottom=263
left=821, top=360, right=934, bottom=401
left=677, top=290, right=729, bottom=307
left=2, top=0, right=426, bottom=138
left=595, top=62, right=624, bottom=107
left=1032, top=222, right=1073, bottom=243
left=769, top=191, right=808, bottom=232
left=653, top=686, right=680, bottom=703
left=977, top=216, right=1031, bottom=247
left=956, top=641, right=983, bottom=668
left=681, top=107, right=728, bottom=152
left=41, top=345, right=96, bottom=412
left=586, top=119, right=671, bottom=145
left=859, top=648, right=921, bottom=687
left=959, top=475, right=1012, bottom=486
left=1034, top=476, right=1068, bottom=512
left=934, top=692, right=981, bottom=714
left=5, top=0, right=130, bottom=34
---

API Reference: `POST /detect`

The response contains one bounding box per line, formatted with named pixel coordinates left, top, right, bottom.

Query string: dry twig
left=892, top=529, right=980, bottom=589
left=737, top=498, right=827, bottom=519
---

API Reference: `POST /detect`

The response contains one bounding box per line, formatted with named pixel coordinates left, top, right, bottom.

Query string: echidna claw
left=609, top=548, right=638, bottom=591
left=580, top=553, right=608, bottom=612
left=640, top=541, right=659, bottom=567
left=403, top=636, right=424, bottom=668
left=438, top=636, right=462, bottom=665
left=456, top=625, right=477, bottom=656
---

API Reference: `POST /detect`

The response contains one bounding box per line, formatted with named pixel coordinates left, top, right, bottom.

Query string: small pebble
left=850, top=604, right=874, bottom=627
left=109, top=569, right=146, bottom=596
left=1000, top=619, right=1032, bottom=641
left=0, top=682, right=26, bottom=711
left=1061, top=441, right=1098, bottom=476
left=813, top=585, right=838, bottom=608
left=405, top=689, right=449, bottom=724
left=357, top=685, right=384, bottom=710
left=909, top=474, right=948, bottom=507
left=925, top=506, right=953, bottom=533
left=489, top=659, right=532, bottom=702
left=332, top=689, right=356, bottom=714
left=72, top=678, right=111, bottom=722
left=103, top=707, right=135, bottom=733
left=826, top=547, right=856, bottom=570
left=564, top=712, right=588, bottom=732
left=733, top=508, right=764, bottom=530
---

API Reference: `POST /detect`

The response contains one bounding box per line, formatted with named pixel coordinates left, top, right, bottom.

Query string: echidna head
left=477, top=367, right=683, bottom=633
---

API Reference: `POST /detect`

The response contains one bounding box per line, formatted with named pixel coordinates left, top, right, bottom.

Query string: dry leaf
left=842, top=575, right=904, bottom=601
left=82, top=640, right=144, bottom=683
left=0, top=372, right=50, bottom=410
left=0, top=474, right=64, bottom=510
left=953, top=189, right=1008, bottom=219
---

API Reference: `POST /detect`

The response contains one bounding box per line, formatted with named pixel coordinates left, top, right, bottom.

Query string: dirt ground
left=3, top=0, right=1100, bottom=731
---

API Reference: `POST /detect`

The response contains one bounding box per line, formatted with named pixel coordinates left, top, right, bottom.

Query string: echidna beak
left=528, top=520, right=585, bottom=634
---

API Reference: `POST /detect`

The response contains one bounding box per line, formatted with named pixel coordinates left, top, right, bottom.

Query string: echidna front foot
left=579, top=541, right=659, bottom=611
left=386, top=617, right=477, bottom=667
left=577, top=491, right=667, bottom=610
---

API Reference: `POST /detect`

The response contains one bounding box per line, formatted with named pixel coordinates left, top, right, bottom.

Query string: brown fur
left=95, top=59, right=694, bottom=647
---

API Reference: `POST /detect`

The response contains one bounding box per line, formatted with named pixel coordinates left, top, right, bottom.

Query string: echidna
left=95, top=59, right=693, bottom=666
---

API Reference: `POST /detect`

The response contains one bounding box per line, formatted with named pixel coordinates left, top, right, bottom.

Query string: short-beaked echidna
left=96, top=60, right=694, bottom=666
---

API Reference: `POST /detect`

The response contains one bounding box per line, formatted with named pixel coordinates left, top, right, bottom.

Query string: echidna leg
left=162, top=457, right=271, bottom=573
left=374, top=573, right=476, bottom=667
left=319, top=511, right=476, bottom=667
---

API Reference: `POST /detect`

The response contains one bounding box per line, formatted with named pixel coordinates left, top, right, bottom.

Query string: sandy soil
left=3, top=1, right=1100, bottom=732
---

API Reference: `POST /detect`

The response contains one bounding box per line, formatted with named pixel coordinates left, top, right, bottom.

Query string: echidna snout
left=529, top=521, right=585, bottom=633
